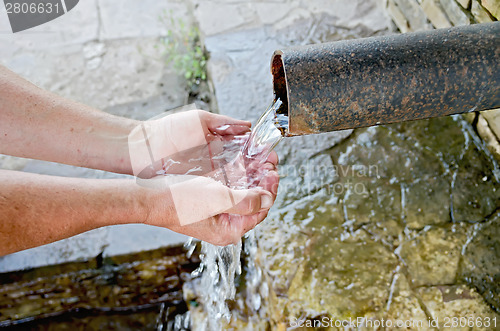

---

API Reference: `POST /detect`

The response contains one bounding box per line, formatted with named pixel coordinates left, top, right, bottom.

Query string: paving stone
left=421, top=0, right=453, bottom=28
left=0, top=228, right=108, bottom=273
left=103, top=224, right=189, bottom=257
left=253, top=2, right=292, bottom=25
left=0, top=0, right=98, bottom=58
left=193, top=1, right=258, bottom=36
left=440, top=0, right=471, bottom=25
left=98, top=0, right=190, bottom=40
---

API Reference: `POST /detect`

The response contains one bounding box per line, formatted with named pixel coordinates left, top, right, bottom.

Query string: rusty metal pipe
left=271, top=22, right=500, bottom=136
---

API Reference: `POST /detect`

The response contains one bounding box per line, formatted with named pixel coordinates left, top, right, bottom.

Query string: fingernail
left=260, top=194, right=273, bottom=209
left=263, top=163, right=275, bottom=171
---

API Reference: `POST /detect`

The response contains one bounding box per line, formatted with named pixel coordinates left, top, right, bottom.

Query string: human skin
left=0, top=65, right=279, bottom=255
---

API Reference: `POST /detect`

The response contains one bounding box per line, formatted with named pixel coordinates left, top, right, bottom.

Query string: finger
left=266, top=151, right=279, bottom=167
left=203, top=112, right=252, bottom=134
left=257, top=170, right=279, bottom=196
left=214, top=124, right=251, bottom=136
left=226, top=210, right=268, bottom=238
left=225, top=188, right=274, bottom=216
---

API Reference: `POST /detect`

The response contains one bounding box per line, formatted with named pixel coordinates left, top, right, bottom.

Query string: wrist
left=109, top=179, right=151, bottom=226
left=92, top=116, right=142, bottom=175
left=134, top=177, right=178, bottom=228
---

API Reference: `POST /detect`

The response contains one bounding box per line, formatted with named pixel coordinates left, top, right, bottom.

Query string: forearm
left=0, top=65, right=138, bottom=174
left=0, top=169, right=158, bottom=255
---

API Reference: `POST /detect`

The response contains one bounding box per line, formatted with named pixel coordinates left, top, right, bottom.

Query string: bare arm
left=0, top=169, right=152, bottom=255
left=0, top=165, right=278, bottom=255
left=0, top=65, right=137, bottom=174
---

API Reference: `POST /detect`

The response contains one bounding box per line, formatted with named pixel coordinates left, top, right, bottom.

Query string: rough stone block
left=457, top=0, right=471, bottom=8
left=421, top=0, right=453, bottom=28
left=394, top=0, right=434, bottom=31
left=285, top=230, right=398, bottom=320
left=417, top=285, right=500, bottom=325
left=481, top=109, right=500, bottom=141
left=387, top=0, right=411, bottom=32
left=404, top=176, right=451, bottom=229
left=471, top=0, right=494, bottom=21
left=481, top=0, right=500, bottom=18
left=385, top=272, right=428, bottom=327
left=459, top=216, right=500, bottom=310
left=476, top=113, right=500, bottom=161
left=398, top=225, right=469, bottom=287
left=440, top=0, right=471, bottom=25
left=450, top=138, right=500, bottom=223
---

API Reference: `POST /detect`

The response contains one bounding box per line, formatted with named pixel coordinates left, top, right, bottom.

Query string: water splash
left=243, top=98, right=286, bottom=160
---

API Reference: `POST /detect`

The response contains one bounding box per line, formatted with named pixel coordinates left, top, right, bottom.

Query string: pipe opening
left=271, top=54, right=289, bottom=130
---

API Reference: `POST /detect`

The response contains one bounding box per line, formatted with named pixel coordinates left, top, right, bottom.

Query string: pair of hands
left=129, top=109, right=279, bottom=246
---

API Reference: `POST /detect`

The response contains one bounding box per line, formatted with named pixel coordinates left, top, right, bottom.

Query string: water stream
left=191, top=99, right=287, bottom=330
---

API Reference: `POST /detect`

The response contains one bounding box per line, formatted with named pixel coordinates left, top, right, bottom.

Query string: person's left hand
left=142, top=151, right=279, bottom=246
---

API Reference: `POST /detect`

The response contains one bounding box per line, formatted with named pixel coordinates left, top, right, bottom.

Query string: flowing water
left=191, top=99, right=287, bottom=330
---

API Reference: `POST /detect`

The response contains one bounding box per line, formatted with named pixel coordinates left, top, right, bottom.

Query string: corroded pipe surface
left=271, top=22, right=500, bottom=136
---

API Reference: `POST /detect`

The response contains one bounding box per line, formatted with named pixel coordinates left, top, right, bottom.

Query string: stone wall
left=385, top=0, right=500, bottom=160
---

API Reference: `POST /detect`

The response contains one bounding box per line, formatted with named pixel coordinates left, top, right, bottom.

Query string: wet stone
left=417, top=285, right=500, bottom=330
left=255, top=115, right=500, bottom=326
left=450, top=143, right=500, bottom=223
left=385, top=271, right=428, bottom=329
left=398, top=224, right=470, bottom=287
left=277, top=154, right=339, bottom=207
left=256, top=188, right=345, bottom=298
left=459, top=213, right=500, bottom=311
left=404, top=176, right=451, bottom=229
left=285, top=229, right=399, bottom=320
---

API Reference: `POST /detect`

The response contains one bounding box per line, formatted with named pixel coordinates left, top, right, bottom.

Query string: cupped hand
left=143, top=151, right=279, bottom=246
left=128, top=109, right=252, bottom=178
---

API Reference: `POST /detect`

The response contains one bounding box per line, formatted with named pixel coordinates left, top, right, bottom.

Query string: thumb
left=225, top=188, right=274, bottom=216
left=166, top=176, right=274, bottom=225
